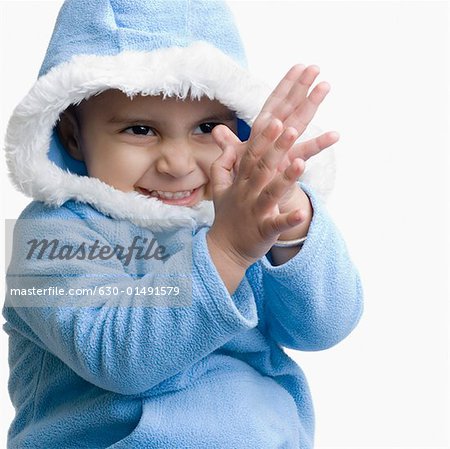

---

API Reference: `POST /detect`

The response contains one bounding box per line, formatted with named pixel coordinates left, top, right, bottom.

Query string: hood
left=4, top=0, right=335, bottom=231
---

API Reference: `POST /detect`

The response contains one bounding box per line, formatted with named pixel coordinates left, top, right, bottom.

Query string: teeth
left=150, top=189, right=194, bottom=199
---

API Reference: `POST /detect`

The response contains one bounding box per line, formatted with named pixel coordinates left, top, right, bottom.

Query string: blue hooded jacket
left=3, top=1, right=363, bottom=448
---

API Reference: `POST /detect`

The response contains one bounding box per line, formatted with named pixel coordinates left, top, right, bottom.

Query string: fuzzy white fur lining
left=5, top=41, right=335, bottom=230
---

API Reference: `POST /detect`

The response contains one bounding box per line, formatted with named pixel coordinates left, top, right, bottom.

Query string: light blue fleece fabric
left=3, top=183, right=363, bottom=448
left=39, top=0, right=247, bottom=77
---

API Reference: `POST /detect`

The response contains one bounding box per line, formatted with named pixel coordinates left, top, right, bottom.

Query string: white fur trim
left=5, top=41, right=335, bottom=230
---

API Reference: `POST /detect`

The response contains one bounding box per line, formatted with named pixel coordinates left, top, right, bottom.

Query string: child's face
left=63, top=90, right=237, bottom=206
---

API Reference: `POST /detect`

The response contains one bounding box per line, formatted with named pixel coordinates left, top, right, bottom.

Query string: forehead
left=77, top=89, right=233, bottom=120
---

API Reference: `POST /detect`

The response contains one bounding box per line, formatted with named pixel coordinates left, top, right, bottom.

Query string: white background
left=0, top=1, right=449, bottom=448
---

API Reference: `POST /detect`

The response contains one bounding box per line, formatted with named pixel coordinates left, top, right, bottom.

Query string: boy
left=3, top=0, right=363, bottom=448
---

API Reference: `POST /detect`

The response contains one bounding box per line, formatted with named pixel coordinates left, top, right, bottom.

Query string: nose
left=154, top=140, right=196, bottom=178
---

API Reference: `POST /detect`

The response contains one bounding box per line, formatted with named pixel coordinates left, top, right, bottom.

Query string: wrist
left=206, top=232, right=250, bottom=270
left=206, top=230, right=251, bottom=294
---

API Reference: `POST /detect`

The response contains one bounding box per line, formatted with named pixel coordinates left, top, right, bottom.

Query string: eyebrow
left=107, top=112, right=237, bottom=126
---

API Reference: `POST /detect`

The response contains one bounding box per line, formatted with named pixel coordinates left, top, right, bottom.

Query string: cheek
left=83, top=141, right=154, bottom=189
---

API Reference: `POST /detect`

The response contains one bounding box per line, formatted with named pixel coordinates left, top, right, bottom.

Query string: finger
left=211, top=124, right=241, bottom=152
left=289, top=131, right=340, bottom=161
left=256, top=158, right=305, bottom=214
left=252, top=64, right=306, bottom=133
left=284, top=81, right=331, bottom=135
left=247, top=127, right=299, bottom=191
left=261, top=64, right=306, bottom=111
left=212, top=124, right=247, bottom=178
left=210, top=145, right=238, bottom=198
left=260, top=208, right=305, bottom=240
left=267, top=65, right=321, bottom=125
left=237, top=118, right=283, bottom=183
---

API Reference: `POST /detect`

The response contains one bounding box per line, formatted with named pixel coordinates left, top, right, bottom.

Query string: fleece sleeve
left=259, top=183, right=364, bottom=351
left=4, top=204, right=258, bottom=395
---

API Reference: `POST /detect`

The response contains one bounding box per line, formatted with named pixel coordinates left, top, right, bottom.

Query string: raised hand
left=206, top=65, right=339, bottom=286
left=207, top=116, right=306, bottom=271
left=251, top=64, right=339, bottom=163
left=212, top=64, right=339, bottom=205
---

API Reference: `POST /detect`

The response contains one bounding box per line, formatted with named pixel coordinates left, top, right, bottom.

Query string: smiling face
left=58, top=90, right=237, bottom=206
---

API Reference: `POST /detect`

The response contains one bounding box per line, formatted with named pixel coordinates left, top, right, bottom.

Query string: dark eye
left=124, top=126, right=155, bottom=136
left=193, top=122, right=220, bottom=135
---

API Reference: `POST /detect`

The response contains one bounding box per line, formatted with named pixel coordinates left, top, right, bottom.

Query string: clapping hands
left=208, top=65, right=339, bottom=269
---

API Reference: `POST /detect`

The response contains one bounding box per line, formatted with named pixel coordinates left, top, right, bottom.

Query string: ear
left=57, top=106, right=84, bottom=161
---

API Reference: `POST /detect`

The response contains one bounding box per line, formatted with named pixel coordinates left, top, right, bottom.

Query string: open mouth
left=137, top=186, right=203, bottom=206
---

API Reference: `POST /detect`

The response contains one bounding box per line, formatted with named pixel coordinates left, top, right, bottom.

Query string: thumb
left=210, top=145, right=238, bottom=199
